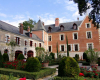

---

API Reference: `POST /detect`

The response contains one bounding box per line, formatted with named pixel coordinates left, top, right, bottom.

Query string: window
left=74, top=44, right=79, bottom=51
left=16, top=37, right=20, bottom=45
left=6, top=36, right=9, bottom=43
left=60, top=45, right=65, bottom=51
left=87, top=43, right=93, bottom=50
left=30, top=41, right=32, bottom=47
left=73, top=23, right=77, bottom=29
left=25, top=40, right=27, bottom=46
left=35, top=43, right=36, bottom=47
left=73, top=33, right=78, bottom=40
left=48, top=36, right=51, bottom=41
left=60, top=34, right=64, bottom=40
left=48, top=46, right=52, bottom=52
left=48, top=27, right=52, bottom=32
left=86, top=31, right=92, bottom=39
left=60, top=25, right=64, bottom=31
left=68, top=45, right=71, bottom=51
left=86, top=23, right=90, bottom=28
left=39, top=43, right=41, bottom=47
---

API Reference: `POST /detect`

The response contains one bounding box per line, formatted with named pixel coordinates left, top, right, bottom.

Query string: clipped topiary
left=0, top=51, right=3, bottom=67
left=50, top=52, right=55, bottom=59
left=3, top=53, right=9, bottom=62
left=17, top=53, right=24, bottom=60
left=83, top=52, right=87, bottom=60
left=25, top=57, right=41, bottom=72
left=58, top=57, right=80, bottom=77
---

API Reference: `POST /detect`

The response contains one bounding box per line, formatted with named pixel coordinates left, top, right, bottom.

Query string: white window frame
left=59, top=34, right=65, bottom=41
left=73, top=44, right=79, bottom=51
left=87, top=43, right=94, bottom=50
left=85, top=23, right=91, bottom=28
left=60, top=44, right=65, bottom=51
left=86, top=31, right=92, bottom=39
left=73, top=32, right=78, bottom=40
left=5, top=34, right=10, bottom=43
left=67, top=44, right=72, bottom=51
left=48, top=45, right=52, bottom=52
left=48, top=35, right=52, bottom=41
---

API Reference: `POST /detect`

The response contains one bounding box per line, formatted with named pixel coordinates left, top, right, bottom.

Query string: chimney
left=42, top=22, right=44, bottom=26
left=27, top=26, right=30, bottom=32
left=19, top=23, right=23, bottom=34
left=55, top=18, right=59, bottom=27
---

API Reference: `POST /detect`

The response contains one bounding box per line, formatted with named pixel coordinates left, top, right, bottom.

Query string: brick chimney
left=42, top=22, right=44, bottom=26
left=55, top=18, right=59, bottom=27
left=27, top=26, right=30, bottom=32
left=19, top=23, right=23, bottom=34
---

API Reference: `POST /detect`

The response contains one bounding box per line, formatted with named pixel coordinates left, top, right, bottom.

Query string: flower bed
left=3, top=60, right=26, bottom=70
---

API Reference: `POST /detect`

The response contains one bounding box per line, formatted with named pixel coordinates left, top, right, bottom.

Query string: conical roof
left=32, top=20, right=46, bottom=31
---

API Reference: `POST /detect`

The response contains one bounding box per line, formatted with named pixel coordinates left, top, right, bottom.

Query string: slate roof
left=0, top=20, right=43, bottom=42
left=32, top=20, right=46, bottom=31
left=44, top=21, right=82, bottom=33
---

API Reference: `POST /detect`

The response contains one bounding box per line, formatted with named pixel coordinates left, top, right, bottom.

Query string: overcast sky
left=0, top=0, right=86, bottom=27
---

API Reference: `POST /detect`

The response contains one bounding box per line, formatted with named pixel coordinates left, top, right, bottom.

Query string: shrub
left=58, top=57, right=80, bottom=77
left=25, top=57, right=41, bottom=72
left=83, top=52, right=87, bottom=59
left=3, top=53, right=9, bottom=62
left=75, top=54, right=79, bottom=59
left=17, top=54, right=24, bottom=60
left=50, top=52, right=55, bottom=59
left=0, top=51, right=3, bottom=67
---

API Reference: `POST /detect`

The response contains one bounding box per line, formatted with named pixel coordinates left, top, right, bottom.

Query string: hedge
left=0, top=68, right=56, bottom=79
left=52, top=76, right=79, bottom=80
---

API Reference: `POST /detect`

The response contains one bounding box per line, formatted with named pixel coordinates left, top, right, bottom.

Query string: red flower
left=95, top=73, right=98, bottom=76
left=19, top=77, right=26, bottom=80
left=79, top=73, right=84, bottom=76
left=84, top=79, right=86, bottom=80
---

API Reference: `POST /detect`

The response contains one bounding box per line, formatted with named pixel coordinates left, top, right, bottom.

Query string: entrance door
left=15, top=50, right=22, bottom=60
left=27, top=50, right=34, bottom=58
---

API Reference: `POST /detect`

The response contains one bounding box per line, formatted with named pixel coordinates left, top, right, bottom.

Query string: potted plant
left=85, top=49, right=100, bottom=69
left=41, top=51, right=52, bottom=67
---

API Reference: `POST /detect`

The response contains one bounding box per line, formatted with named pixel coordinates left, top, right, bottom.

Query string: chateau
left=0, top=15, right=100, bottom=60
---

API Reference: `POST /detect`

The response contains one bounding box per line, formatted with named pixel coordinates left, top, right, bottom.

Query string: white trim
left=86, top=31, right=92, bottom=39
left=48, top=45, right=52, bottom=52
left=73, top=43, right=79, bottom=51
left=87, top=42, right=94, bottom=50
left=73, top=32, right=78, bottom=40
left=59, top=33, right=65, bottom=41
left=48, top=35, right=52, bottom=41
left=60, top=44, right=65, bottom=51
left=85, top=22, right=91, bottom=28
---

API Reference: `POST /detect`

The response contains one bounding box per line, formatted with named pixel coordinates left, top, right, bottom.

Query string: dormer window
left=30, top=33, right=32, bottom=37
left=60, top=25, right=64, bottom=31
left=73, top=23, right=77, bottom=29
left=48, top=27, right=52, bottom=32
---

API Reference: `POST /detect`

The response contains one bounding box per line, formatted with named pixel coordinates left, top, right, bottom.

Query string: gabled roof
left=32, top=20, right=46, bottom=31
left=0, top=20, right=43, bottom=42
left=44, top=20, right=82, bottom=33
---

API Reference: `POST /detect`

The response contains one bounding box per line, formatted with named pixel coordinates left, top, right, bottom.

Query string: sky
left=0, top=0, right=86, bottom=27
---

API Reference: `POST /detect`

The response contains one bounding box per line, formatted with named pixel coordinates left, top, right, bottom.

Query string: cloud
left=13, top=15, right=25, bottom=20
left=0, top=12, right=7, bottom=17
left=37, top=13, right=71, bottom=25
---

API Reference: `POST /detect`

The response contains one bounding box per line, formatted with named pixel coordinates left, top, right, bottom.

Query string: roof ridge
left=44, top=20, right=82, bottom=26
left=0, top=20, right=18, bottom=28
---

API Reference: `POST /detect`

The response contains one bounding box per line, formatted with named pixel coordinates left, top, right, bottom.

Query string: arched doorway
left=15, top=50, right=23, bottom=60
left=27, top=50, right=34, bottom=58
left=4, top=49, right=8, bottom=54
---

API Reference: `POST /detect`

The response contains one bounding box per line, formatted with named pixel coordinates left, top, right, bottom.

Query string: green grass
left=0, top=74, right=18, bottom=80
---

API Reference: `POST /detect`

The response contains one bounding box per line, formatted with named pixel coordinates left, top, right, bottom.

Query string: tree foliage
left=22, top=19, right=36, bottom=31
left=72, top=0, right=100, bottom=28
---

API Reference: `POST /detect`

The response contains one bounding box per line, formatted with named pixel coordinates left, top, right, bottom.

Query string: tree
left=6, top=40, right=18, bottom=61
left=56, top=42, right=59, bottom=58
left=66, top=35, right=69, bottom=57
left=22, top=19, right=36, bottom=31
left=72, top=0, right=100, bottom=28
